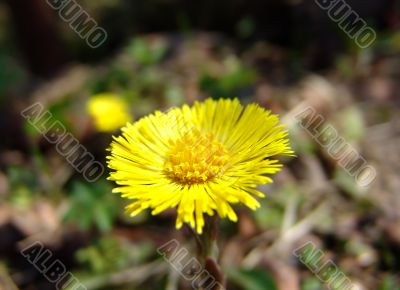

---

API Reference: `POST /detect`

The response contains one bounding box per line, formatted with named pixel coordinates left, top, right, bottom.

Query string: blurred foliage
left=236, top=17, right=256, bottom=39
left=300, top=276, right=322, bottom=290
left=126, top=38, right=168, bottom=66
left=76, top=236, right=130, bottom=274
left=253, top=183, right=298, bottom=230
left=64, top=180, right=119, bottom=232
left=289, top=125, right=317, bottom=155
left=199, top=56, right=257, bottom=99
left=47, top=99, right=75, bottom=132
left=70, top=236, right=157, bottom=290
left=6, top=165, right=39, bottom=208
left=89, top=37, right=178, bottom=115
left=333, top=168, right=361, bottom=198
left=379, top=275, right=400, bottom=290
left=227, top=268, right=277, bottom=290
left=0, top=53, right=26, bottom=100
left=336, top=106, right=365, bottom=142
left=88, top=35, right=259, bottom=117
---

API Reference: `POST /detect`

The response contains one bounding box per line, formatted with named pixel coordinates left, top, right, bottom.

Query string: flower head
left=87, top=93, right=131, bottom=132
left=107, top=98, right=293, bottom=234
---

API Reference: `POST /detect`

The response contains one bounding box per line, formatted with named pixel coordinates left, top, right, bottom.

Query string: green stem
left=194, top=216, right=225, bottom=290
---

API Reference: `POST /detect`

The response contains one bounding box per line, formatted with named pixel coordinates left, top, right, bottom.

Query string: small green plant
left=127, top=38, right=167, bottom=66
left=199, top=56, right=257, bottom=98
left=64, top=180, right=119, bottom=232
left=75, top=236, right=129, bottom=274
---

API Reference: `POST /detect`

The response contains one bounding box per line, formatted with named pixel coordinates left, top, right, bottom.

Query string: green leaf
left=227, top=268, right=277, bottom=290
left=94, top=203, right=113, bottom=232
left=333, top=168, right=360, bottom=197
left=379, top=274, right=400, bottom=290
left=337, top=106, right=365, bottom=142
left=127, top=38, right=167, bottom=66
left=63, top=180, right=118, bottom=232
left=301, top=276, right=322, bottom=290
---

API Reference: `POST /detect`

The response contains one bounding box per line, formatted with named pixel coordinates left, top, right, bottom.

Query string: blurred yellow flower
left=107, top=98, right=293, bottom=234
left=87, top=93, right=131, bottom=132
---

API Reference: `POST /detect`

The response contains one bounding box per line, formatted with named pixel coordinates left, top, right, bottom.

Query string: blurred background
left=0, top=0, right=400, bottom=289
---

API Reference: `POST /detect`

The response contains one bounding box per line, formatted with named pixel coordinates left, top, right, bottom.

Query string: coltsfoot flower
left=107, top=98, right=293, bottom=234
left=87, top=93, right=131, bottom=132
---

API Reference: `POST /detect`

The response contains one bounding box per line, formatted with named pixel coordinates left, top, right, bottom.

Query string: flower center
left=164, top=129, right=230, bottom=185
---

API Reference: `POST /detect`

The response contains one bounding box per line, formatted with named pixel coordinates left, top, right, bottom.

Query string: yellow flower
left=107, top=98, right=293, bottom=234
left=87, top=93, right=131, bottom=132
